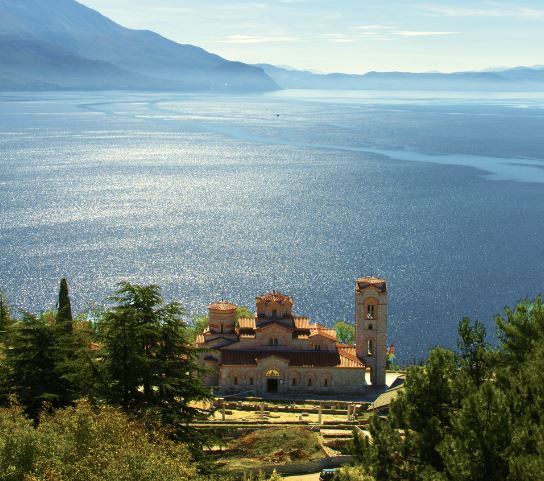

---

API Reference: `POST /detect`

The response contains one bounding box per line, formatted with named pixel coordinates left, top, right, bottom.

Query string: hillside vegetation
left=353, top=297, right=544, bottom=481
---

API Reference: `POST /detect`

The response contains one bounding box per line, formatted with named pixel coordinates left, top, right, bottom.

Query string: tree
left=235, top=306, right=253, bottom=322
left=98, top=282, right=211, bottom=432
left=494, top=296, right=544, bottom=368
left=4, top=311, right=68, bottom=420
left=456, top=317, right=489, bottom=387
left=57, top=277, right=73, bottom=333
left=359, top=348, right=458, bottom=481
left=439, top=383, right=511, bottom=481
left=188, top=314, right=209, bottom=343
left=0, top=289, right=11, bottom=339
left=335, top=320, right=355, bottom=344
left=354, top=297, right=544, bottom=481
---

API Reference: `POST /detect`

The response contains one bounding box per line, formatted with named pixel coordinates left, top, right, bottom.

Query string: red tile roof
left=256, top=291, right=292, bottom=304
left=220, top=349, right=365, bottom=369
left=237, top=317, right=256, bottom=329
left=356, top=277, right=387, bottom=293
left=293, top=317, right=310, bottom=329
left=310, top=323, right=337, bottom=341
left=209, top=300, right=237, bottom=311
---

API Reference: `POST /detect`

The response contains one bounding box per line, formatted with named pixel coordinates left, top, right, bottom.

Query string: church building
left=196, top=276, right=388, bottom=395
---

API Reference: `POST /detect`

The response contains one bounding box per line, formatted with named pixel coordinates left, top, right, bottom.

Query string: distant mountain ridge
left=257, top=64, right=544, bottom=91
left=0, top=0, right=278, bottom=91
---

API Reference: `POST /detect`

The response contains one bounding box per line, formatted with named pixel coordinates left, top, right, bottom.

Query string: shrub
left=0, top=401, right=197, bottom=481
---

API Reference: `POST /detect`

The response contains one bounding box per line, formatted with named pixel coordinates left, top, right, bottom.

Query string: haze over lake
left=1, top=90, right=543, bottom=361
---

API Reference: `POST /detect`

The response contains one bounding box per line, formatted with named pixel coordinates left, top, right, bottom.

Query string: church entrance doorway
left=267, top=379, right=278, bottom=393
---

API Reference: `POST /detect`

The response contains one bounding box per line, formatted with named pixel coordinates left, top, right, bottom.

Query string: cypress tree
left=0, top=289, right=12, bottom=338
left=57, top=278, right=73, bottom=333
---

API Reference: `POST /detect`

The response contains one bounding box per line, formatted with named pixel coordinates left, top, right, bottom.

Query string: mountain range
left=0, top=0, right=278, bottom=91
left=1, top=0, right=543, bottom=92
left=258, top=64, right=544, bottom=92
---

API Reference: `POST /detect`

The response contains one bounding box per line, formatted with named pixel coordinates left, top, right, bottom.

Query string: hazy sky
left=80, top=0, right=544, bottom=74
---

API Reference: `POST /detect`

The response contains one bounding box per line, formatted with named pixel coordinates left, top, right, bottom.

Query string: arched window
left=314, top=344, right=321, bottom=351
left=269, top=337, right=279, bottom=346
left=234, top=376, right=238, bottom=385
left=367, top=304, right=375, bottom=319
left=324, top=379, right=328, bottom=387
left=308, top=378, right=313, bottom=387
left=367, top=339, right=374, bottom=356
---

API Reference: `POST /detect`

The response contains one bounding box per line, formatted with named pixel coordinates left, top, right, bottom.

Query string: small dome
left=256, top=290, right=292, bottom=304
left=208, top=300, right=237, bottom=311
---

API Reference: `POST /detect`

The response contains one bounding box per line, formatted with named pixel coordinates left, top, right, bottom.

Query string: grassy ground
left=220, top=427, right=326, bottom=471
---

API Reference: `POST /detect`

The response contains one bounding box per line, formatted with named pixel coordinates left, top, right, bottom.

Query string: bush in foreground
left=0, top=400, right=197, bottom=481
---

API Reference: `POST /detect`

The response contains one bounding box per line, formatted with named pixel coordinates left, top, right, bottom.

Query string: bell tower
left=355, top=276, right=388, bottom=386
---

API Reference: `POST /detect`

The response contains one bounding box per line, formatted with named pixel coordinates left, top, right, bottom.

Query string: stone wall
left=220, top=360, right=367, bottom=395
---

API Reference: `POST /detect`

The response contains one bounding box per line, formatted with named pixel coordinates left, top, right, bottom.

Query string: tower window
left=324, top=379, right=328, bottom=387
left=367, top=339, right=374, bottom=356
left=368, top=323, right=373, bottom=330
left=272, top=309, right=278, bottom=318
left=308, top=378, right=313, bottom=387
left=249, top=377, right=254, bottom=386
left=234, top=376, right=238, bottom=385
left=269, top=337, right=279, bottom=346
left=367, top=304, right=375, bottom=319
left=220, top=324, right=224, bottom=333
left=292, top=378, right=297, bottom=386
left=314, top=344, right=321, bottom=351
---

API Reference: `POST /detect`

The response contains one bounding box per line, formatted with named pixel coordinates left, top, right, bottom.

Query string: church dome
left=208, top=300, right=237, bottom=311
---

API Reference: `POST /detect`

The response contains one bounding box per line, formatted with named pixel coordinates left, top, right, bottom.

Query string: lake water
left=1, top=89, right=544, bottom=361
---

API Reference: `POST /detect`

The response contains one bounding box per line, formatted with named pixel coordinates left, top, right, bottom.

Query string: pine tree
left=440, top=382, right=511, bottom=481
left=98, top=282, right=211, bottom=433
left=5, top=312, right=68, bottom=420
left=456, top=317, right=490, bottom=387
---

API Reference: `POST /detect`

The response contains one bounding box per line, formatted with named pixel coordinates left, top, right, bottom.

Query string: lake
left=1, top=89, right=544, bottom=361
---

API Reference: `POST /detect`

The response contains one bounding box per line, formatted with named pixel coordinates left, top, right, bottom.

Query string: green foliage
left=335, top=465, right=374, bottom=481
left=335, top=320, right=355, bottom=344
left=3, top=312, right=70, bottom=420
left=235, top=306, right=253, bottom=322
left=188, top=314, right=209, bottom=342
left=439, top=383, right=511, bottom=481
left=0, top=400, right=197, bottom=481
left=357, top=297, right=544, bottom=481
left=0, top=289, right=12, bottom=338
left=456, top=317, right=490, bottom=387
left=97, top=282, right=211, bottom=434
left=57, top=278, right=73, bottom=332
